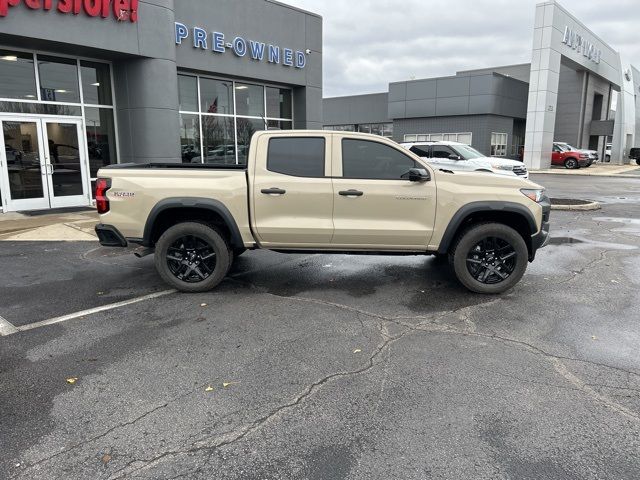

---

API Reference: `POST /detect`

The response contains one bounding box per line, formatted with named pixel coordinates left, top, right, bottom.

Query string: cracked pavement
left=1, top=174, right=640, bottom=479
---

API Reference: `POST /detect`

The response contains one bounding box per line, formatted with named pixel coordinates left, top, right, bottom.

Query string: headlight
left=491, top=164, right=513, bottom=171
left=521, top=188, right=545, bottom=203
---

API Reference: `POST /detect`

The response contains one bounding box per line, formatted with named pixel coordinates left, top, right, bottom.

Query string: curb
left=550, top=201, right=601, bottom=211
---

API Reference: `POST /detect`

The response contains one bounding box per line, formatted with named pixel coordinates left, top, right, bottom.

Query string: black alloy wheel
left=154, top=222, right=232, bottom=293
left=465, top=237, right=517, bottom=284
left=166, top=235, right=217, bottom=283
left=564, top=158, right=578, bottom=169
left=451, top=222, right=528, bottom=294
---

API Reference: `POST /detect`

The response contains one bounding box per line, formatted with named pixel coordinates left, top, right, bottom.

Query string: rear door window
left=409, top=145, right=430, bottom=157
left=267, top=137, right=325, bottom=177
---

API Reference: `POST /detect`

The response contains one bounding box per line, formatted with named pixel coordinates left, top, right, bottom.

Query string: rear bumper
left=530, top=196, right=551, bottom=261
left=95, top=224, right=127, bottom=247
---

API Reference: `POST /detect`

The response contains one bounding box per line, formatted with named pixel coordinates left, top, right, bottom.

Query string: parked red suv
left=552, top=143, right=590, bottom=169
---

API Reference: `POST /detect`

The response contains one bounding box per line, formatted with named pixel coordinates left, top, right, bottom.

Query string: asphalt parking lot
left=1, top=174, right=640, bottom=480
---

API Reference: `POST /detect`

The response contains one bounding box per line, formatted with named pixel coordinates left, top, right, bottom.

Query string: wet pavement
left=1, top=174, right=640, bottom=479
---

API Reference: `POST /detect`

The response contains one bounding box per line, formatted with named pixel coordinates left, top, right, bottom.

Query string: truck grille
left=512, top=165, right=528, bottom=176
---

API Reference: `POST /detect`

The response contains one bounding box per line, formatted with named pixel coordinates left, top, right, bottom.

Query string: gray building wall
left=394, top=114, right=515, bottom=157
left=174, top=0, right=323, bottom=130
left=0, top=0, right=323, bottom=164
left=323, top=93, right=390, bottom=126
left=554, top=63, right=584, bottom=146
left=388, top=73, right=528, bottom=121
left=457, top=64, right=532, bottom=84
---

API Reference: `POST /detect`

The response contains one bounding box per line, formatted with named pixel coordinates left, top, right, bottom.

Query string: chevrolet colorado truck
left=95, top=131, right=550, bottom=294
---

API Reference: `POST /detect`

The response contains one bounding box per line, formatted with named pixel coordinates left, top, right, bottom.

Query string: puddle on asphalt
left=548, top=237, right=584, bottom=245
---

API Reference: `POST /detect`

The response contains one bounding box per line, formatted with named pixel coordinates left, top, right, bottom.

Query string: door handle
left=339, top=190, right=364, bottom=197
left=261, top=188, right=286, bottom=195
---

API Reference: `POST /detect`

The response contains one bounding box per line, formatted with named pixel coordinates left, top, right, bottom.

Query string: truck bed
left=102, top=162, right=247, bottom=170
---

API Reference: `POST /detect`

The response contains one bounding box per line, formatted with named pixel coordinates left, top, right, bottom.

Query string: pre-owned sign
left=0, top=0, right=139, bottom=22
left=175, top=22, right=308, bottom=70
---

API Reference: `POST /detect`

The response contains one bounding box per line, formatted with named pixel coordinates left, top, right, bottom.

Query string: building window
left=404, top=132, right=472, bottom=145
left=0, top=50, right=117, bottom=199
left=324, top=124, right=356, bottom=132
left=37, top=55, right=80, bottom=103
left=177, top=74, right=293, bottom=165
left=80, top=61, right=113, bottom=106
left=491, top=133, right=508, bottom=156
left=0, top=50, right=37, bottom=100
left=326, top=123, right=392, bottom=138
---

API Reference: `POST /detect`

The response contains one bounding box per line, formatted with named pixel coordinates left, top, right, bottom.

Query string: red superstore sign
left=0, top=0, right=139, bottom=22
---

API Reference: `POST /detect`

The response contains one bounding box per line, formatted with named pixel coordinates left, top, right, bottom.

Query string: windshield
left=452, top=144, right=485, bottom=159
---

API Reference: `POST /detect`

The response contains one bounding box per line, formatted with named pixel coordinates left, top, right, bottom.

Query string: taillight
left=95, top=178, right=111, bottom=214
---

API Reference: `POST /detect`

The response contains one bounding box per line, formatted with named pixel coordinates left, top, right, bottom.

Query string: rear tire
left=450, top=223, right=528, bottom=294
left=564, top=158, right=579, bottom=169
left=154, top=222, right=232, bottom=293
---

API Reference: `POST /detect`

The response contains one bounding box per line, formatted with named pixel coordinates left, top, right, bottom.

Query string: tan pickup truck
left=95, top=131, right=550, bottom=294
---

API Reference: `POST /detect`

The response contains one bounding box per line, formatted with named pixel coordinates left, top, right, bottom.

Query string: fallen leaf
left=66, top=377, right=78, bottom=384
left=223, top=382, right=232, bottom=388
left=353, top=349, right=362, bottom=354
left=101, top=454, right=112, bottom=465
left=205, top=386, right=214, bottom=392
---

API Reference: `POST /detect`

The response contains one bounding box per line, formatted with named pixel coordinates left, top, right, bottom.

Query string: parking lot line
left=0, top=315, right=19, bottom=336
left=13, top=290, right=176, bottom=335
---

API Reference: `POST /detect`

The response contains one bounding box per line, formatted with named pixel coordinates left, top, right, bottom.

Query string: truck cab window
left=342, top=139, right=416, bottom=180
left=267, top=137, right=325, bottom=177
left=409, top=145, right=430, bottom=157
left=432, top=145, right=456, bottom=158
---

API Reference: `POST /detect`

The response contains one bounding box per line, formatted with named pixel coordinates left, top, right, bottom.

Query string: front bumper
left=529, top=196, right=551, bottom=261
left=95, top=224, right=127, bottom=247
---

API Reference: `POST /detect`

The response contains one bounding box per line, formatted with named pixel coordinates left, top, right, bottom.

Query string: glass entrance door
left=0, top=117, right=90, bottom=212
left=43, top=120, right=89, bottom=208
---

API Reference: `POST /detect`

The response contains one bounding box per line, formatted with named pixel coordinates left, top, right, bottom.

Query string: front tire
left=450, top=223, right=528, bottom=294
left=564, top=158, right=579, bottom=169
left=154, top=222, right=232, bottom=293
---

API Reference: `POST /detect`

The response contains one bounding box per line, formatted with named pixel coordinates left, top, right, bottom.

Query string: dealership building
left=1, top=1, right=639, bottom=215
left=324, top=2, right=640, bottom=171
left=0, top=0, right=322, bottom=213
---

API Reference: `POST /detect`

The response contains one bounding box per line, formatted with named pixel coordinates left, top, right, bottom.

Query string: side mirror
left=448, top=154, right=462, bottom=160
left=407, top=167, right=431, bottom=182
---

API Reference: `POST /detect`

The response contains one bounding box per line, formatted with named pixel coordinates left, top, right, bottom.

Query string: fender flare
left=437, top=201, right=537, bottom=254
left=142, top=197, right=244, bottom=248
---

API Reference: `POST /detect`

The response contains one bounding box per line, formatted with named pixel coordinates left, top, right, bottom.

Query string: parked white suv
left=400, top=141, right=529, bottom=179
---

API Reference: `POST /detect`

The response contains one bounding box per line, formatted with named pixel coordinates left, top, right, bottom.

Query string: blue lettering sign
left=233, top=37, right=247, bottom=57
left=174, top=23, right=307, bottom=69
left=213, top=32, right=225, bottom=53
left=268, top=45, right=280, bottom=64
left=250, top=41, right=265, bottom=61
left=283, top=48, right=293, bottom=67
left=175, top=22, right=188, bottom=45
left=193, top=27, right=207, bottom=50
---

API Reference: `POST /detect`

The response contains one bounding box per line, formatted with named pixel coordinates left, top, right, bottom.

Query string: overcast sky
left=284, top=0, right=640, bottom=97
